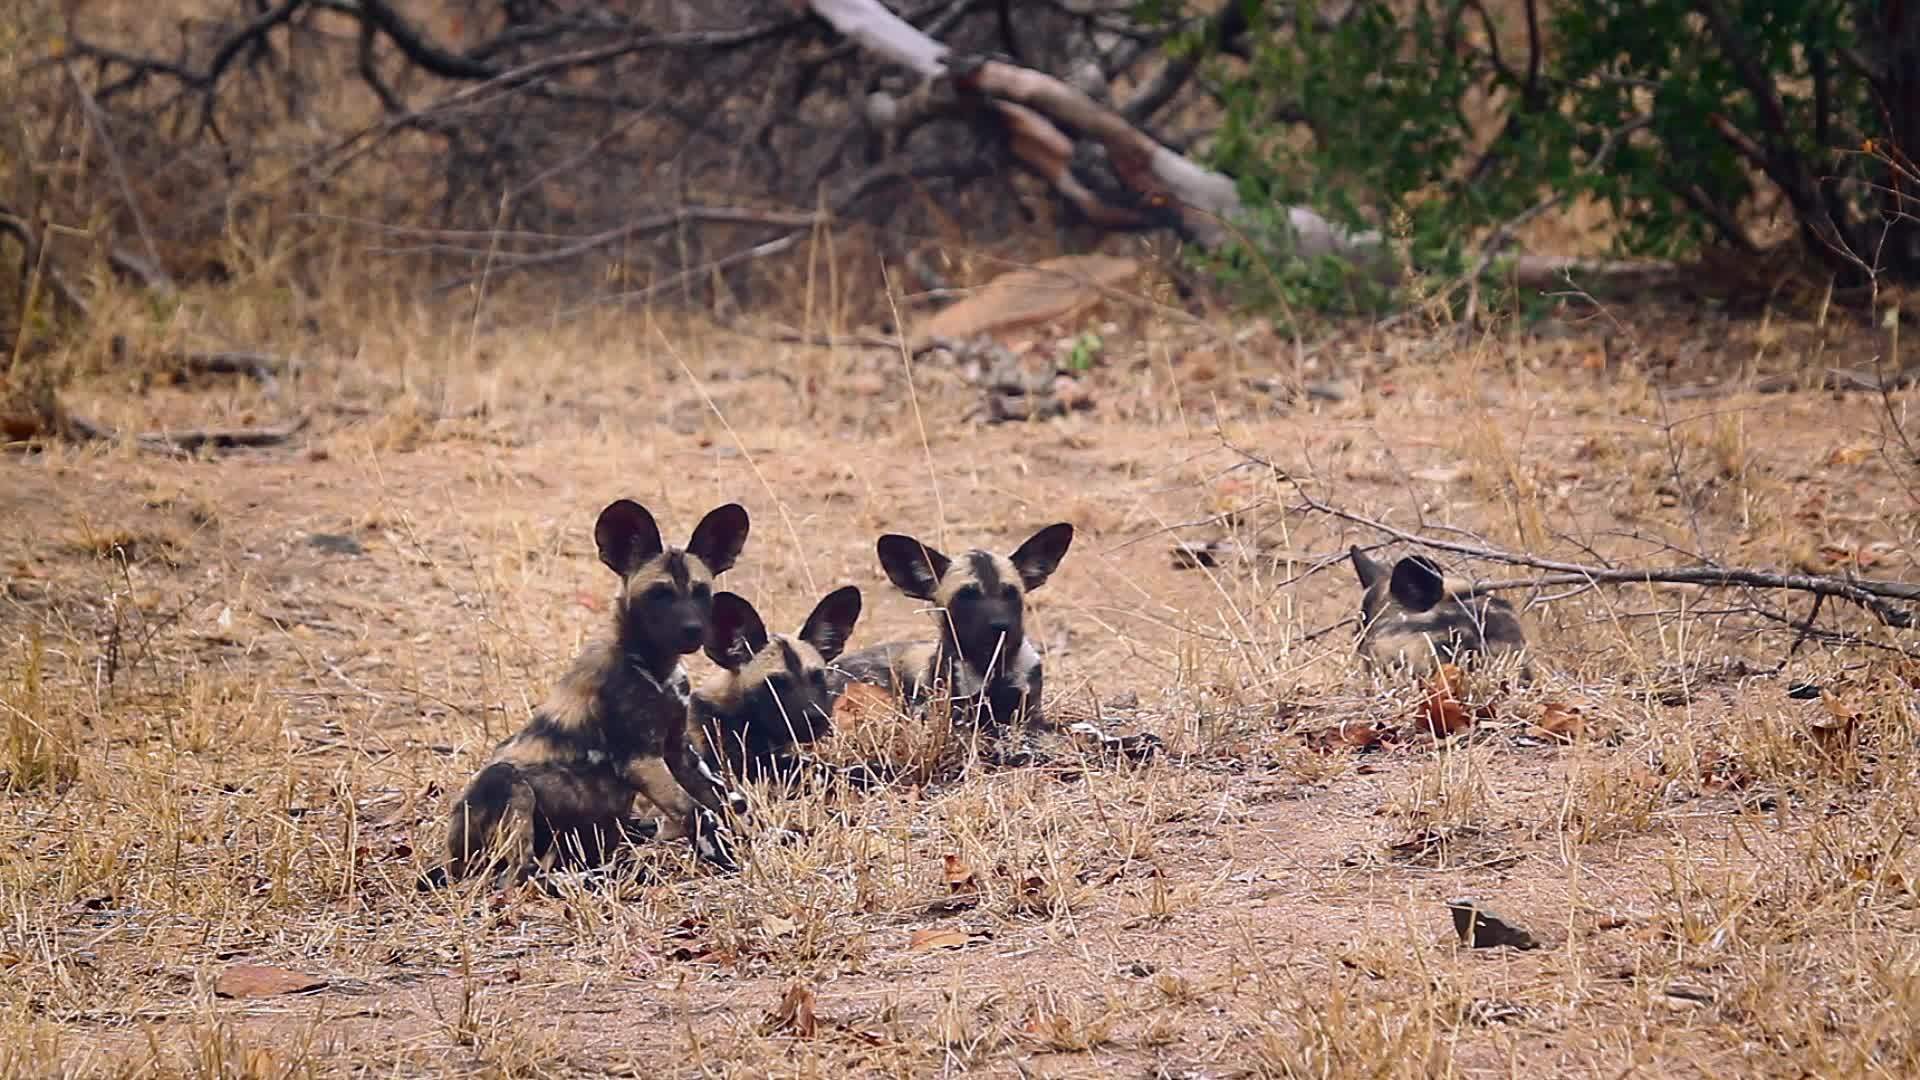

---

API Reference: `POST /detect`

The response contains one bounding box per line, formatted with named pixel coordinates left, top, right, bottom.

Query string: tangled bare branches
left=22, top=0, right=1324, bottom=318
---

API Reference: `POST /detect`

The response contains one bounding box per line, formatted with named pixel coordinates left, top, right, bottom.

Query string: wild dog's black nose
left=678, top=622, right=705, bottom=649
left=988, top=618, right=1013, bottom=635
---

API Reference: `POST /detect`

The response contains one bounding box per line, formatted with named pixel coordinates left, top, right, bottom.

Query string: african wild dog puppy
left=694, top=585, right=863, bottom=789
left=1349, top=546, right=1529, bottom=678
left=434, top=499, right=751, bottom=886
left=831, top=524, right=1075, bottom=749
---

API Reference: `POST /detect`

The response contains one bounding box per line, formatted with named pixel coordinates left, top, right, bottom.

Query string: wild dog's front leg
left=622, top=756, right=739, bottom=872
left=666, top=719, right=750, bottom=825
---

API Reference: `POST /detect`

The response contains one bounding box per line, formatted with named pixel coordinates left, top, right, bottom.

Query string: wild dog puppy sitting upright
left=1349, top=546, right=1529, bottom=678
left=694, top=585, right=863, bottom=789
left=437, top=499, right=751, bottom=885
left=832, top=524, right=1074, bottom=755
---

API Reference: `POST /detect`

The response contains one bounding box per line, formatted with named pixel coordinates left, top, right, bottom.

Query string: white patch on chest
left=954, top=639, right=1040, bottom=697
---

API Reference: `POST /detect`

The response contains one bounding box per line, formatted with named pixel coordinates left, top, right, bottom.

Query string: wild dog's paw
left=724, top=788, right=751, bottom=818
left=835, top=761, right=891, bottom=792
left=690, top=809, right=741, bottom=873
left=1066, top=721, right=1164, bottom=762
left=980, top=735, right=1049, bottom=769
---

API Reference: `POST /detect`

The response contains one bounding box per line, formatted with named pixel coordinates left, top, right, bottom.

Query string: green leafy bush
left=1180, top=0, right=1905, bottom=313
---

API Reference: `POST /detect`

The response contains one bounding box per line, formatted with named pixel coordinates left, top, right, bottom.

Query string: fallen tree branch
left=430, top=205, right=827, bottom=292
left=58, top=410, right=310, bottom=455
left=1659, top=364, right=1920, bottom=400
left=804, top=0, right=1383, bottom=264
left=1226, top=441, right=1920, bottom=629
left=0, top=207, right=93, bottom=320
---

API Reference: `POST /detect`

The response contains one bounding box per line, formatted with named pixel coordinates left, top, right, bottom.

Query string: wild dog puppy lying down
left=1349, top=546, right=1530, bottom=679
left=831, top=524, right=1075, bottom=756
left=827, top=523, right=1155, bottom=767
left=430, top=499, right=751, bottom=887
left=695, top=585, right=863, bottom=790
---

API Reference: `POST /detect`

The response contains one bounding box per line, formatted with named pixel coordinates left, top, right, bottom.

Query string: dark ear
left=705, top=592, right=769, bottom=670
left=1388, top=555, right=1447, bottom=613
left=595, top=499, right=664, bottom=577
left=1008, top=523, right=1074, bottom=592
left=1350, top=545, right=1387, bottom=590
left=876, top=534, right=950, bottom=600
left=798, top=585, right=862, bottom=663
left=686, top=503, right=750, bottom=576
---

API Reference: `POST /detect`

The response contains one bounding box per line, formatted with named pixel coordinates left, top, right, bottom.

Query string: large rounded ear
left=595, top=499, right=664, bottom=577
left=1009, top=522, right=1074, bottom=592
left=1388, top=555, right=1447, bottom=613
left=687, top=503, right=751, bottom=576
left=1350, top=545, right=1387, bottom=590
left=798, top=585, right=862, bottom=662
left=876, top=534, right=949, bottom=600
left=705, top=592, right=769, bottom=670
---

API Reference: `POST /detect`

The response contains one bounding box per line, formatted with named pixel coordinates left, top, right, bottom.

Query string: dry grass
left=3, top=254, right=1920, bottom=1080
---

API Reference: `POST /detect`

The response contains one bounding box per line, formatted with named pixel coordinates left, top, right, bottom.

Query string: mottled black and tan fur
left=436, top=499, right=751, bottom=885
left=832, top=524, right=1074, bottom=740
left=1350, top=546, right=1529, bottom=678
left=694, top=585, right=863, bottom=790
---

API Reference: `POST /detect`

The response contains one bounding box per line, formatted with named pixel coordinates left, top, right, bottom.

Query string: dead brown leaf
left=834, top=682, right=900, bottom=727
left=1534, top=701, right=1587, bottom=743
left=762, top=982, right=819, bottom=1038
left=943, top=854, right=978, bottom=894
left=1304, top=720, right=1394, bottom=752
left=1810, top=692, right=1860, bottom=751
left=1415, top=664, right=1487, bottom=738
left=214, top=964, right=326, bottom=999
left=908, top=927, right=970, bottom=953
left=1009, top=873, right=1058, bottom=915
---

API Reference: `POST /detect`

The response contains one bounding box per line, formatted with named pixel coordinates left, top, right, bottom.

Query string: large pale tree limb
left=803, top=0, right=1674, bottom=294
left=803, top=0, right=1385, bottom=268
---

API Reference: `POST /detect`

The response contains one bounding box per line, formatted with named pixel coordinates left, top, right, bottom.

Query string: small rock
left=1447, top=898, right=1543, bottom=950
left=307, top=533, right=366, bottom=556
left=986, top=391, right=1065, bottom=423
left=1050, top=375, right=1094, bottom=411
left=1304, top=380, right=1350, bottom=403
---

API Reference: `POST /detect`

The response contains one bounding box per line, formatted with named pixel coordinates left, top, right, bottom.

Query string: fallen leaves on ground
left=1415, top=664, right=1496, bottom=738
left=1411, top=664, right=1505, bottom=739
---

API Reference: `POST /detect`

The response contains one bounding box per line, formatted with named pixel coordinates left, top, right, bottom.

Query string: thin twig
left=1226, top=440, right=1920, bottom=628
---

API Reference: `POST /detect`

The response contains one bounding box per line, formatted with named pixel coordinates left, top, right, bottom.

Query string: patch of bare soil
left=4, top=298, right=1919, bottom=1078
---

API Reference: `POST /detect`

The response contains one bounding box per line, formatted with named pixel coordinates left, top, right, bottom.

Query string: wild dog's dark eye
left=642, top=584, right=674, bottom=605
left=808, top=670, right=827, bottom=690
left=1002, top=584, right=1019, bottom=601
left=691, top=582, right=711, bottom=601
